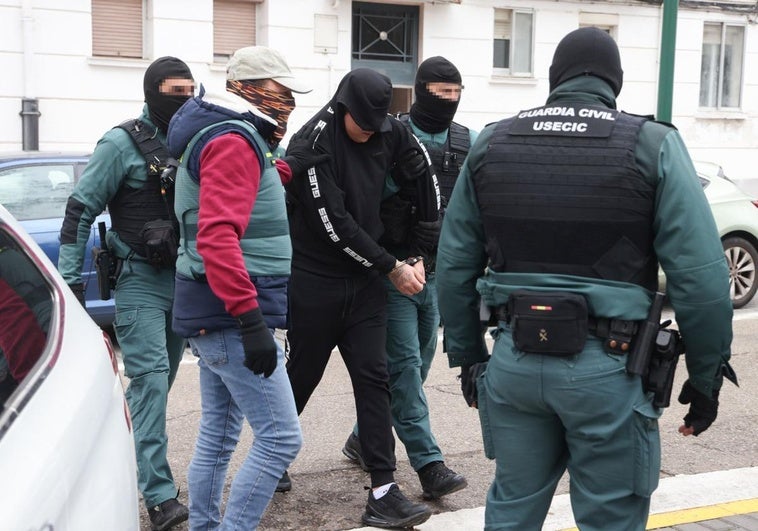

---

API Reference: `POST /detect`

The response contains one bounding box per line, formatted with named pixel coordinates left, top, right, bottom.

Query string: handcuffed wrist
left=404, top=256, right=424, bottom=266
left=387, top=260, right=404, bottom=278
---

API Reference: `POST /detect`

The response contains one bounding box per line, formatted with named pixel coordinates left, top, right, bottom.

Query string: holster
left=92, top=246, right=121, bottom=300
left=645, top=328, right=684, bottom=408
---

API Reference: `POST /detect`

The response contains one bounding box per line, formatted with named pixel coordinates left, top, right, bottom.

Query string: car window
left=0, top=228, right=54, bottom=414
left=0, top=164, right=76, bottom=221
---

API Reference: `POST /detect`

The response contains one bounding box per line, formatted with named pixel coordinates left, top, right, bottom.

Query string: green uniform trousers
left=113, top=257, right=186, bottom=508
left=478, top=325, right=661, bottom=531
left=355, top=276, right=443, bottom=470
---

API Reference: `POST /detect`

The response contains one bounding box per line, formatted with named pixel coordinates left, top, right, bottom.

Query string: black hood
left=335, top=68, right=392, bottom=132
left=549, top=27, right=623, bottom=96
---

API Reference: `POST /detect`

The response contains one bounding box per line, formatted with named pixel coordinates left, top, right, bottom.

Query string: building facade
left=1, top=0, right=757, bottom=179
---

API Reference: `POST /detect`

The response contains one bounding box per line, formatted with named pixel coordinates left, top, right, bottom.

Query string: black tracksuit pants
left=286, top=267, right=396, bottom=486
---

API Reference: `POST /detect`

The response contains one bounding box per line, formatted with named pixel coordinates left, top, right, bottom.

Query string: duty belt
left=494, top=305, right=639, bottom=355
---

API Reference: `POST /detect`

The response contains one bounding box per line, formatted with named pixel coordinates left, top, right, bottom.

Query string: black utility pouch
left=508, top=290, right=588, bottom=356
left=140, top=219, right=178, bottom=268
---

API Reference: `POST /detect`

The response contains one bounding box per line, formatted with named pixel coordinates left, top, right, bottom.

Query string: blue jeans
left=187, top=328, right=302, bottom=531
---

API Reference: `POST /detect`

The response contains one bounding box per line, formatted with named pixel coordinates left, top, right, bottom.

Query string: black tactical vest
left=398, top=114, right=470, bottom=205
left=108, top=119, right=179, bottom=257
left=474, top=103, right=657, bottom=290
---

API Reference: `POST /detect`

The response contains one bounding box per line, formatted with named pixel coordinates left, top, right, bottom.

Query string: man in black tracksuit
left=283, top=68, right=441, bottom=529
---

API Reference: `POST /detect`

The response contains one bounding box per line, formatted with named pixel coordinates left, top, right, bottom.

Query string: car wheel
left=722, top=236, right=758, bottom=309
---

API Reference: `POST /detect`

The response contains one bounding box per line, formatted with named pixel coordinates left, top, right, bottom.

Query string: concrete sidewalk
left=350, top=467, right=758, bottom=530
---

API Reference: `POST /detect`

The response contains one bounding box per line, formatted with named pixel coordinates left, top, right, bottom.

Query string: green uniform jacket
left=383, top=120, right=479, bottom=260
left=59, top=106, right=161, bottom=281
left=437, top=77, right=733, bottom=397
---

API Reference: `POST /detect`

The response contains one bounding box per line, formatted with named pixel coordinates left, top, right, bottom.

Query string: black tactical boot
left=361, top=483, right=432, bottom=529
left=341, top=432, right=369, bottom=472
left=275, top=470, right=292, bottom=493
left=147, top=497, right=189, bottom=531
left=418, top=461, right=468, bottom=500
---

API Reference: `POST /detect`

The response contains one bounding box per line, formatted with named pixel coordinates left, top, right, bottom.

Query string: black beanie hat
left=548, top=27, right=623, bottom=96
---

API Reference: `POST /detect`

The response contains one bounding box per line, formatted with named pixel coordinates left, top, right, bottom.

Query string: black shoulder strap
left=447, top=121, right=471, bottom=155
left=116, top=119, right=174, bottom=177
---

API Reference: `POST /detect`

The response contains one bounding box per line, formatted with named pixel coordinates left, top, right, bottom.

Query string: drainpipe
left=20, top=0, right=40, bottom=151
left=20, top=99, right=40, bottom=151
left=656, top=0, right=678, bottom=123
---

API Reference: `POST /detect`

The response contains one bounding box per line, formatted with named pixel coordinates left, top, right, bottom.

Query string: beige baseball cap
left=226, top=46, right=312, bottom=94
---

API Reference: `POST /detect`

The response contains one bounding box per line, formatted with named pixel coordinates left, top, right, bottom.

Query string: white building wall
left=1, top=0, right=756, bottom=180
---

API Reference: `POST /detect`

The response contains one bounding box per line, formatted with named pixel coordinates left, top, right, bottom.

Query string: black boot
left=361, top=484, right=432, bottom=529
left=341, top=432, right=369, bottom=472
left=147, top=497, right=189, bottom=531
left=275, top=470, right=292, bottom=493
left=418, top=461, right=468, bottom=500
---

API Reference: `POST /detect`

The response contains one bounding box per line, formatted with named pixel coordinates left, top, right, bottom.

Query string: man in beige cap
left=166, top=45, right=326, bottom=530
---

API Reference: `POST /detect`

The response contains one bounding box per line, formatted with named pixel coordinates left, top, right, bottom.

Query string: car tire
left=722, top=236, right=758, bottom=309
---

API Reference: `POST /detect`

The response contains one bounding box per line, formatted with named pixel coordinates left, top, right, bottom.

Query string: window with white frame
left=91, top=0, right=144, bottom=58
left=578, top=12, right=618, bottom=39
left=493, top=8, right=533, bottom=76
left=214, top=0, right=260, bottom=63
left=700, top=22, right=744, bottom=109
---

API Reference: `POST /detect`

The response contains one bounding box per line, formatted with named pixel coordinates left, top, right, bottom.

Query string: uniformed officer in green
left=437, top=27, right=734, bottom=531
left=59, top=57, right=194, bottom=531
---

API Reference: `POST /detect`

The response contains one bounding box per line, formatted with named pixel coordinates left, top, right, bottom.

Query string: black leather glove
left=392, top=149, right=427, bottom=183
left=283, top=122, right=330, bottom=177
left=678, top=379, right=719, bottom=436
left=237, top=308, right=277, bottom=378
left=459, top=361, right=488, bottom=408
left=69, top=282, right=86, bottom=308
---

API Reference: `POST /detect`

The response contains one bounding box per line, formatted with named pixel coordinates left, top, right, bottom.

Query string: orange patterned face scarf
left=227, top=80, right=295, bottom=145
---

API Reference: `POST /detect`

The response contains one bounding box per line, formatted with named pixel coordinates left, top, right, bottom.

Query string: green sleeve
left=638, top=124, right=733, bottom=396
left=58, top=131, right=130, bottom=284
left=436, top=125, right=493, bottom=367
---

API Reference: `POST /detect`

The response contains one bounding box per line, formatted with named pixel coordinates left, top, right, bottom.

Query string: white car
left=659, top=161, right=758, bottom=309
left=0, top=204, right=138, bottom=529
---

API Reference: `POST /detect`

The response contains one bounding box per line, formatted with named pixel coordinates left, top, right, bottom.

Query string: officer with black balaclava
left=340, top=57, right=475, bottom=501
left=59, top=56, right=194, bottom=531
left=437, top=27, right=735, bottom=530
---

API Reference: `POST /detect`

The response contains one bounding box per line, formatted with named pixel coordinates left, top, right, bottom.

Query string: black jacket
left=285, top=70, right=440, bottom=278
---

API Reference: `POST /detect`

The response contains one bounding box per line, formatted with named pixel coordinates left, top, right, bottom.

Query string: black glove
left=283, top=122, right=330, bottom=177
left=459, top=361, right=488, bottom=408
left=392, top=149, right=428, bottom=183
left=69, top=283, right=86, bottom=308
left=678, top=379, right=719, bottom=436
left=237, top=308, right=277, bottom=378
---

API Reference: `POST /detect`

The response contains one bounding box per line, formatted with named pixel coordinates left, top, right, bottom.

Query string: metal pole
left=657, top=0, right=679, bottom=122
left=20, top=98, right=40, bottom=151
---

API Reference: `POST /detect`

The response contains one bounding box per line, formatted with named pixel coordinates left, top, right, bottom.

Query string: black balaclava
left=548, top=27, right=623, bottom=96
left=409, top=56, right=462, bottom=134
left=144, top=56, right=194, bottom=133
left=335, top=68, right=392, bottom=132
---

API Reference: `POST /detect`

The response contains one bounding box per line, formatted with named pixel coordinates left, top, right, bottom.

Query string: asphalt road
left=134, top=298, right=758, bottom=530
